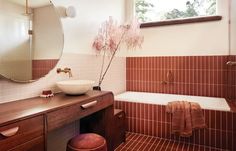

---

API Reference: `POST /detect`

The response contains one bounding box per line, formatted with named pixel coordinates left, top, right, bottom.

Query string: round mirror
left=0, top=0, right=63, bottom=82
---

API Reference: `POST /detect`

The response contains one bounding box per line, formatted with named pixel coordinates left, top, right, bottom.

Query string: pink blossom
left=125, top=19, right=144, bottom=49
left=108, top=38, right=117, bottom=52
left=93, top=35, right=104, bottom=52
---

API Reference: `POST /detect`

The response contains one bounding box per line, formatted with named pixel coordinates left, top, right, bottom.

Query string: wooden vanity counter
left=0, top=90, right=114, bottom=151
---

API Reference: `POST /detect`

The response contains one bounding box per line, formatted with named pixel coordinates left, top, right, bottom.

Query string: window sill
left=140, top=16, right=222, bottom=28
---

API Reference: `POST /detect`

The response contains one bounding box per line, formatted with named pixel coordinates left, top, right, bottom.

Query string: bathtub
left=114, top=91, right=235, bottom=150
left=115, top=91, right=230, bottom=111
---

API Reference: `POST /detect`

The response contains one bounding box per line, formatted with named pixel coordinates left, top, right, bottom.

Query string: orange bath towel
left=166, top=101, right=206, bottom=137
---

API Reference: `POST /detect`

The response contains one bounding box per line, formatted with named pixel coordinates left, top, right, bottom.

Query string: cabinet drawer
left=114, top=110, right=126, bottom=131
left=47, top=96, right=112, bottom=132
left=47, top=102, right=82, bottom=131
left=113, top=109, right=126, bottom=149
left=10, top=136, right=44, bottom=151
left=0, top=116, right=44, bottom=151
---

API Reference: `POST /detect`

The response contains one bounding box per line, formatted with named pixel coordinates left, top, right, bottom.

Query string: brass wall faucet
left=57, top=67, right=73, bottom=78
left=161, top=70, right=174, bottom=84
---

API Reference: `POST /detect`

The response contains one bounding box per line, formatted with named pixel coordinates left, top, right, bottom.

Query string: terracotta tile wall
left=114, top=101, right=236, bottom=150
left=227, top=56, right=236, bottom=99
left=32, top=59, right=59, bottom=80
left=126, top=56, right=236, bottom=99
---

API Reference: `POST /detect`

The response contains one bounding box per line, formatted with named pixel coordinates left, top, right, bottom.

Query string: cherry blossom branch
left=98, top=31, right=126, bottom=87
left=98, top=50, right=106, bottom=85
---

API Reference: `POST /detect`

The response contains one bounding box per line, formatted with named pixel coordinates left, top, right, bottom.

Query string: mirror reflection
left=0, top=0, right=63, bottom=82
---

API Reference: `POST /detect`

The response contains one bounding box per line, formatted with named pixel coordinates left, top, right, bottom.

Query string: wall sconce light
left=66, top=6, right=76, bottom=18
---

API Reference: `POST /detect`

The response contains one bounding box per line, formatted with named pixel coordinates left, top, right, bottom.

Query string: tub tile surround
left=227, top=55, right=236, bottom=100
left=121, top=55, right=236, bottom=151
left=114, top=101, right=236, bottom=151
left=0, top=53, right=126, bottom=104
left=126, top=55, right=236, bottom=99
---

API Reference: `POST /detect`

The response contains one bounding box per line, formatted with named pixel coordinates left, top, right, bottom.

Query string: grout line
left=116, top=132, right=136, bottom=150
left=152, top=137, right=163, bottom=151
left=124, top=133, right=142, bottom=150
left=147, top=137, right=159, bottom=151
left=165, top=139, right=171, bottom=151
left=132, top=134, right=150, bottom=151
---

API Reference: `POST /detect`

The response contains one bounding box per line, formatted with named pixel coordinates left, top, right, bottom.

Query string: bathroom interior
left=0, top=0, right=235, bottom=151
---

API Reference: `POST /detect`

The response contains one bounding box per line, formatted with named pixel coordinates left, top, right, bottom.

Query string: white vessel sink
left=56, top=80, right=95, bottom=95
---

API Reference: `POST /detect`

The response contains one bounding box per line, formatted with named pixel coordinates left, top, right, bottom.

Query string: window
left=135, top=0, right=217, bottom=23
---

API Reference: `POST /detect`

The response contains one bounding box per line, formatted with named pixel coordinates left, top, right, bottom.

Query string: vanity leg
left=103, top=105, right=115, bottom=151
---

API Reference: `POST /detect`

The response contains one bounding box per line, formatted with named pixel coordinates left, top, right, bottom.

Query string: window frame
left=133, top=0, right=222, bottom=28
left=140, top=15, right=222, bottom=28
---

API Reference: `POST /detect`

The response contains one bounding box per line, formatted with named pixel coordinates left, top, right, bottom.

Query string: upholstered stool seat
left=67, top=133, right=107, bottom=151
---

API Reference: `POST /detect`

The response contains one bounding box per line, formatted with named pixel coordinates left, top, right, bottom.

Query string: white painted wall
left=231, top=0, right=236, bottom=55
left=53, top=0, right=125, bottom=55
left=120, top=0, right=230, bottom=57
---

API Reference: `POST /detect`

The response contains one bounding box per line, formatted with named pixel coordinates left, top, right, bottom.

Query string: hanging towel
left=166, top=101, right=206, bottom=137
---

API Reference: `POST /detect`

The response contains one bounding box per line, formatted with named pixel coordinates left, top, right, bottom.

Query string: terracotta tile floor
left=115, top=132, right=228, bottom=151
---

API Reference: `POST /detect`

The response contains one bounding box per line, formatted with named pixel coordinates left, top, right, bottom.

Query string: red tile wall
left=114, top=101, right=236, bottom=150
left=32, top=59, right=59, bottom=80
left=227, top=56, right=236, bottom=99
left=126, top=56, right=236, bottom=99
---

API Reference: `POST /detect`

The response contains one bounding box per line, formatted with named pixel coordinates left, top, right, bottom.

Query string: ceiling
left=8, top=0, right=51, bottom=8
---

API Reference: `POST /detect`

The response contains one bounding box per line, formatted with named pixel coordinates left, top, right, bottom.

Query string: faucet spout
left=57, top=67, right=73, bottom=78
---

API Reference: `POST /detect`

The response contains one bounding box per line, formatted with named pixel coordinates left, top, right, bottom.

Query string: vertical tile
left=215, top=111, right=221, bottom=129
left=140, top=103, right=145, bottom=119
left=157, top=105, right=162, bottom=122
left=158, top=122, right=162, bottom=138
left=227, top=111, right=233, bottom=131
left=210, top=110, right=216, bottom=129
left=210, top=129, right=216, bottom=148
left=233, top=112, right=236, bottom=132
left=221, top=111, right=227, bottom=131
left=227, top=131, right=233, bottom=151
left=161, top=106, right=166, bottom=122
left=215, top=130, right=221, bottom=149
left=221, top=129, right=227, bottom=149
left=199, top=129, right=205, bottom=145
left=204, top=128, right=210, bottom=147
left=137, top=102, right=141, bottom=119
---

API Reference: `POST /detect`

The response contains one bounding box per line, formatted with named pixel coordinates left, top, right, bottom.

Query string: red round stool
left=67, top=133, right=107, bottom=151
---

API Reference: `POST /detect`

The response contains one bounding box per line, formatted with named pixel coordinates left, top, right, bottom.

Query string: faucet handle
left=64, top=67, right=71, bottom=71
left=161, top=81, right=168, bottom=84
left=56, top=68, right=62, bottom=73
left=161, top=71, right=174, bottom=85
left=68, top=71, right=73, bottom=78
left=167, top=71, right=174, bottom=82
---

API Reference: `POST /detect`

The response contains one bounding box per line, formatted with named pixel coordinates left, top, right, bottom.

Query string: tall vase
left=93, top=86, right=101, bottom=91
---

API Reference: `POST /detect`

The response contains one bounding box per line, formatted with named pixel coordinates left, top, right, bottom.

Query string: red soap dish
left=40, top=90, right=54, bottom=98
